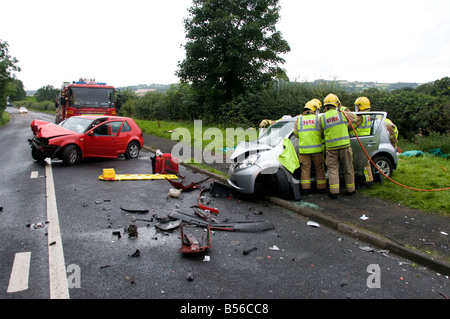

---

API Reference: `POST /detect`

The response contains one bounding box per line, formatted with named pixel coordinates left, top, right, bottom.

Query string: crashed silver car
left=227, top=111, right=398, bottom=199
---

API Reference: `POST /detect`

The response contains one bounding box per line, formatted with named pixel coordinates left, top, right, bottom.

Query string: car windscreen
left=59, top=117, right=95, bottom=133
left=258, top=120, right=295, bottom=147
left=70, top=87, right=114, bottom=108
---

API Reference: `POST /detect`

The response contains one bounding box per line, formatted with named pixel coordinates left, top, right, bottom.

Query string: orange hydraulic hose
left=341, top=110, right=450, bottom=192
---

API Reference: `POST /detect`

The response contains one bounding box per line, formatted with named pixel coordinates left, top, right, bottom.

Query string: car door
left=84, top=121, right=118, bottom=157
left=114, top=120, right=132, bottom=153
left=350, top=112, right=380, bottom=175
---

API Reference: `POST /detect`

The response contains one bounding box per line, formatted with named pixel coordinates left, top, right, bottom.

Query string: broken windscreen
left=70, top=87, right=114, bottom=108
left=258, top=120, right=295, bottom=147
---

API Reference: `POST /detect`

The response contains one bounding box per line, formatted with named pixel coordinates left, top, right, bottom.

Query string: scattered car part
left=209, top=181, right=238, bottom=197
left=243, top=247, right=258, bottom=255
left=126, top=225, right=138, bottom=238
left=307, top=221, right=320, bottom=228
left=129, top=249, right=140, bottom=257
left=120, top=207, right=149, bottom=214
left=198, top=188, right=219, bottom=214
left=155, top=219, right=182, bottom=231
left=168, top=188, right=182, bottom=198
left=168, top=210, right=275, bottom=232
left=179, top=223, right=211, bottom=254
left=165, top=177, right=211, bottom=192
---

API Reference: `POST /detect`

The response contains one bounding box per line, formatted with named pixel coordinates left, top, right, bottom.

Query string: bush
left=414, top=131, right=450, bottom=154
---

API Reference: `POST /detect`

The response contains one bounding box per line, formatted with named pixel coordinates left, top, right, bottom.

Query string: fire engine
left=55, top=78, right=121, bottom=124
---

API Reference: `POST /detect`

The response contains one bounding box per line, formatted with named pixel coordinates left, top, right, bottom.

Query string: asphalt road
left=0, top=108, right=448, bottom=306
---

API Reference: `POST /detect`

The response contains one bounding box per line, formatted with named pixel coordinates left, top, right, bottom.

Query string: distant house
left=135, top=89, right=156, bottom=96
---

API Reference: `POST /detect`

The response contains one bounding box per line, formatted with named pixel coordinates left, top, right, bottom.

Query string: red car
left=29, top=115, right=145, bottom=166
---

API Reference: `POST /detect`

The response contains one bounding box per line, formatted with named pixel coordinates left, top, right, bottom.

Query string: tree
left=34, top=85, right=60, bottom=102
left=7, top=79, right=26, bottom=101
left=176, top=0, right=290, bottom=105
left=0, top=40, right=21, bottom=115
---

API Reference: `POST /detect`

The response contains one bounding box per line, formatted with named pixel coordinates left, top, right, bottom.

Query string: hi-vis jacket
left=296, top=114, right=324, bottom=154
left=320, top=109, right=351, bottom=150
left=351, top=114, right=371, bottom=137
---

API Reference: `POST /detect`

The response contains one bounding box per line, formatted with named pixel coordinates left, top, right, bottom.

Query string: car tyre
left=125, top=141, right=140, bottom=159
left=31, top=149, right=46, bottom=162
left=371, top=155, right=393, bottom=178
left=62, top=145, right=80, bottom=166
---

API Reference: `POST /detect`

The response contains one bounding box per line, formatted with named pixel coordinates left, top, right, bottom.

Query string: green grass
left=360, top=155, right=449, bottom=215
left=0, top=110, right=11, bottom=126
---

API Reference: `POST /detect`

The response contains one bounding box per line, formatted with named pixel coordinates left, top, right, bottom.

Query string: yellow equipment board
left=99, top=168, right=178, bottom=181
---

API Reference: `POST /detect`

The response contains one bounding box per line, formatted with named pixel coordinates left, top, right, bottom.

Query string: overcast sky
left=2, top=0, right=450, bottom=91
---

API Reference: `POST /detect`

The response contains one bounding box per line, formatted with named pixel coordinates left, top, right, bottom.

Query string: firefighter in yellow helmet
left=352, top=97, right=374, bottom=188
left=293, top=100, right=326, bottom=194
left=320, top=93, right=357, bottom=199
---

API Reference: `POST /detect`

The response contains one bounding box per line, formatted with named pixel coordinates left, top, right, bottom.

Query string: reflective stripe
left=299, top=144, right=323, bottom=149
left=330, top=184, right=339, bottom=189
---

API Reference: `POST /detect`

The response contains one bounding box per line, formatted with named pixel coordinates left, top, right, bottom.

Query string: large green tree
left=177, top=0, right=290, bottom=105
left=35, top=85, right=60, bottom=102
left=1, top=40, right=21, bottom=116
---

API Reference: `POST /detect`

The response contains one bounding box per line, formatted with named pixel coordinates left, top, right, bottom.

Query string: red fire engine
left=55, top=78, right=121, bottom=124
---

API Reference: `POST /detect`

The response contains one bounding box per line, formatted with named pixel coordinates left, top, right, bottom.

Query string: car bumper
left=227, top=163, right=262, bottom=194
left=28, top=137, right=61, bottom=158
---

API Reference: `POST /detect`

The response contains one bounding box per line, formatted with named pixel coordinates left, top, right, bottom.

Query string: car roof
left=70, top=115, right=130, bottom=121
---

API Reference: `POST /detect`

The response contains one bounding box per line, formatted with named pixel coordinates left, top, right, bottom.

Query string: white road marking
left=7, top=252, right=31, bottom=293
left=30, top=171, right=38, bottom=178
left=45, top=159, right=70, bottom=299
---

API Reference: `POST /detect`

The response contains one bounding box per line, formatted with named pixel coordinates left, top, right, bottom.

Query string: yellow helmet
left=355, top=96, right=371, bottom=111
left=311, top=98, right=322, bottom=110
left=304, top=100, right=320, bottom=112
left=324, top=93, right=340, bottom=108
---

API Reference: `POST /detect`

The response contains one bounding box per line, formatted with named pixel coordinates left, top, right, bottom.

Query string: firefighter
left=353, top=96, right=374, bottom=188
left=320, top=93, right=357, bottom=199
left=293, top=100, right=326, bottom=194
left=385, top=117, right=399, bottom=151
left=259, top=119, right=276, bottom=128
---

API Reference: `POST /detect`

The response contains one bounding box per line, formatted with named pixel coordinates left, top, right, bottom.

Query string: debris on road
left=120, top=207, right=149, bottom=214
left=168, top=188, right=182, bottom=198
left=126, top=225, right=138, bottom=238
left=198, top=188, right=219, bottom=214
left=179, top=223, right=211, bottom=254
left=243, top=247, right=258, bottom=255
left=169, top=210, right=275, bottom=232
left=307, top=221, right=320, bottom=228
left=186, top=269, right=194, bottom=281
left=129, top=249, right=141, bottom=257
left=165, top=177, right=210, bottom=192
left=155, top=218, right=182, bottom=231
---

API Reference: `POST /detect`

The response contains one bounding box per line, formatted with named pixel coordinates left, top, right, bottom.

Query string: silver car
left=227, top=111, right=398, bottom=199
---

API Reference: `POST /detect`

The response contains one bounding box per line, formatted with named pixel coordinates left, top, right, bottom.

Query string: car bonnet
left=30, top=119, right=77, bottom=139
left=230, top=140, right=272, bottom=161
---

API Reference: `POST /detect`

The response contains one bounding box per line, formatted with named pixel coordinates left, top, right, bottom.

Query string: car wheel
left=371, top=155, right=393, bottom=178
left=62, top=145, right=80, bottom=166
left=31, top=149, right=46, bottom=162
left=125, top=141, right=140, bottom=159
